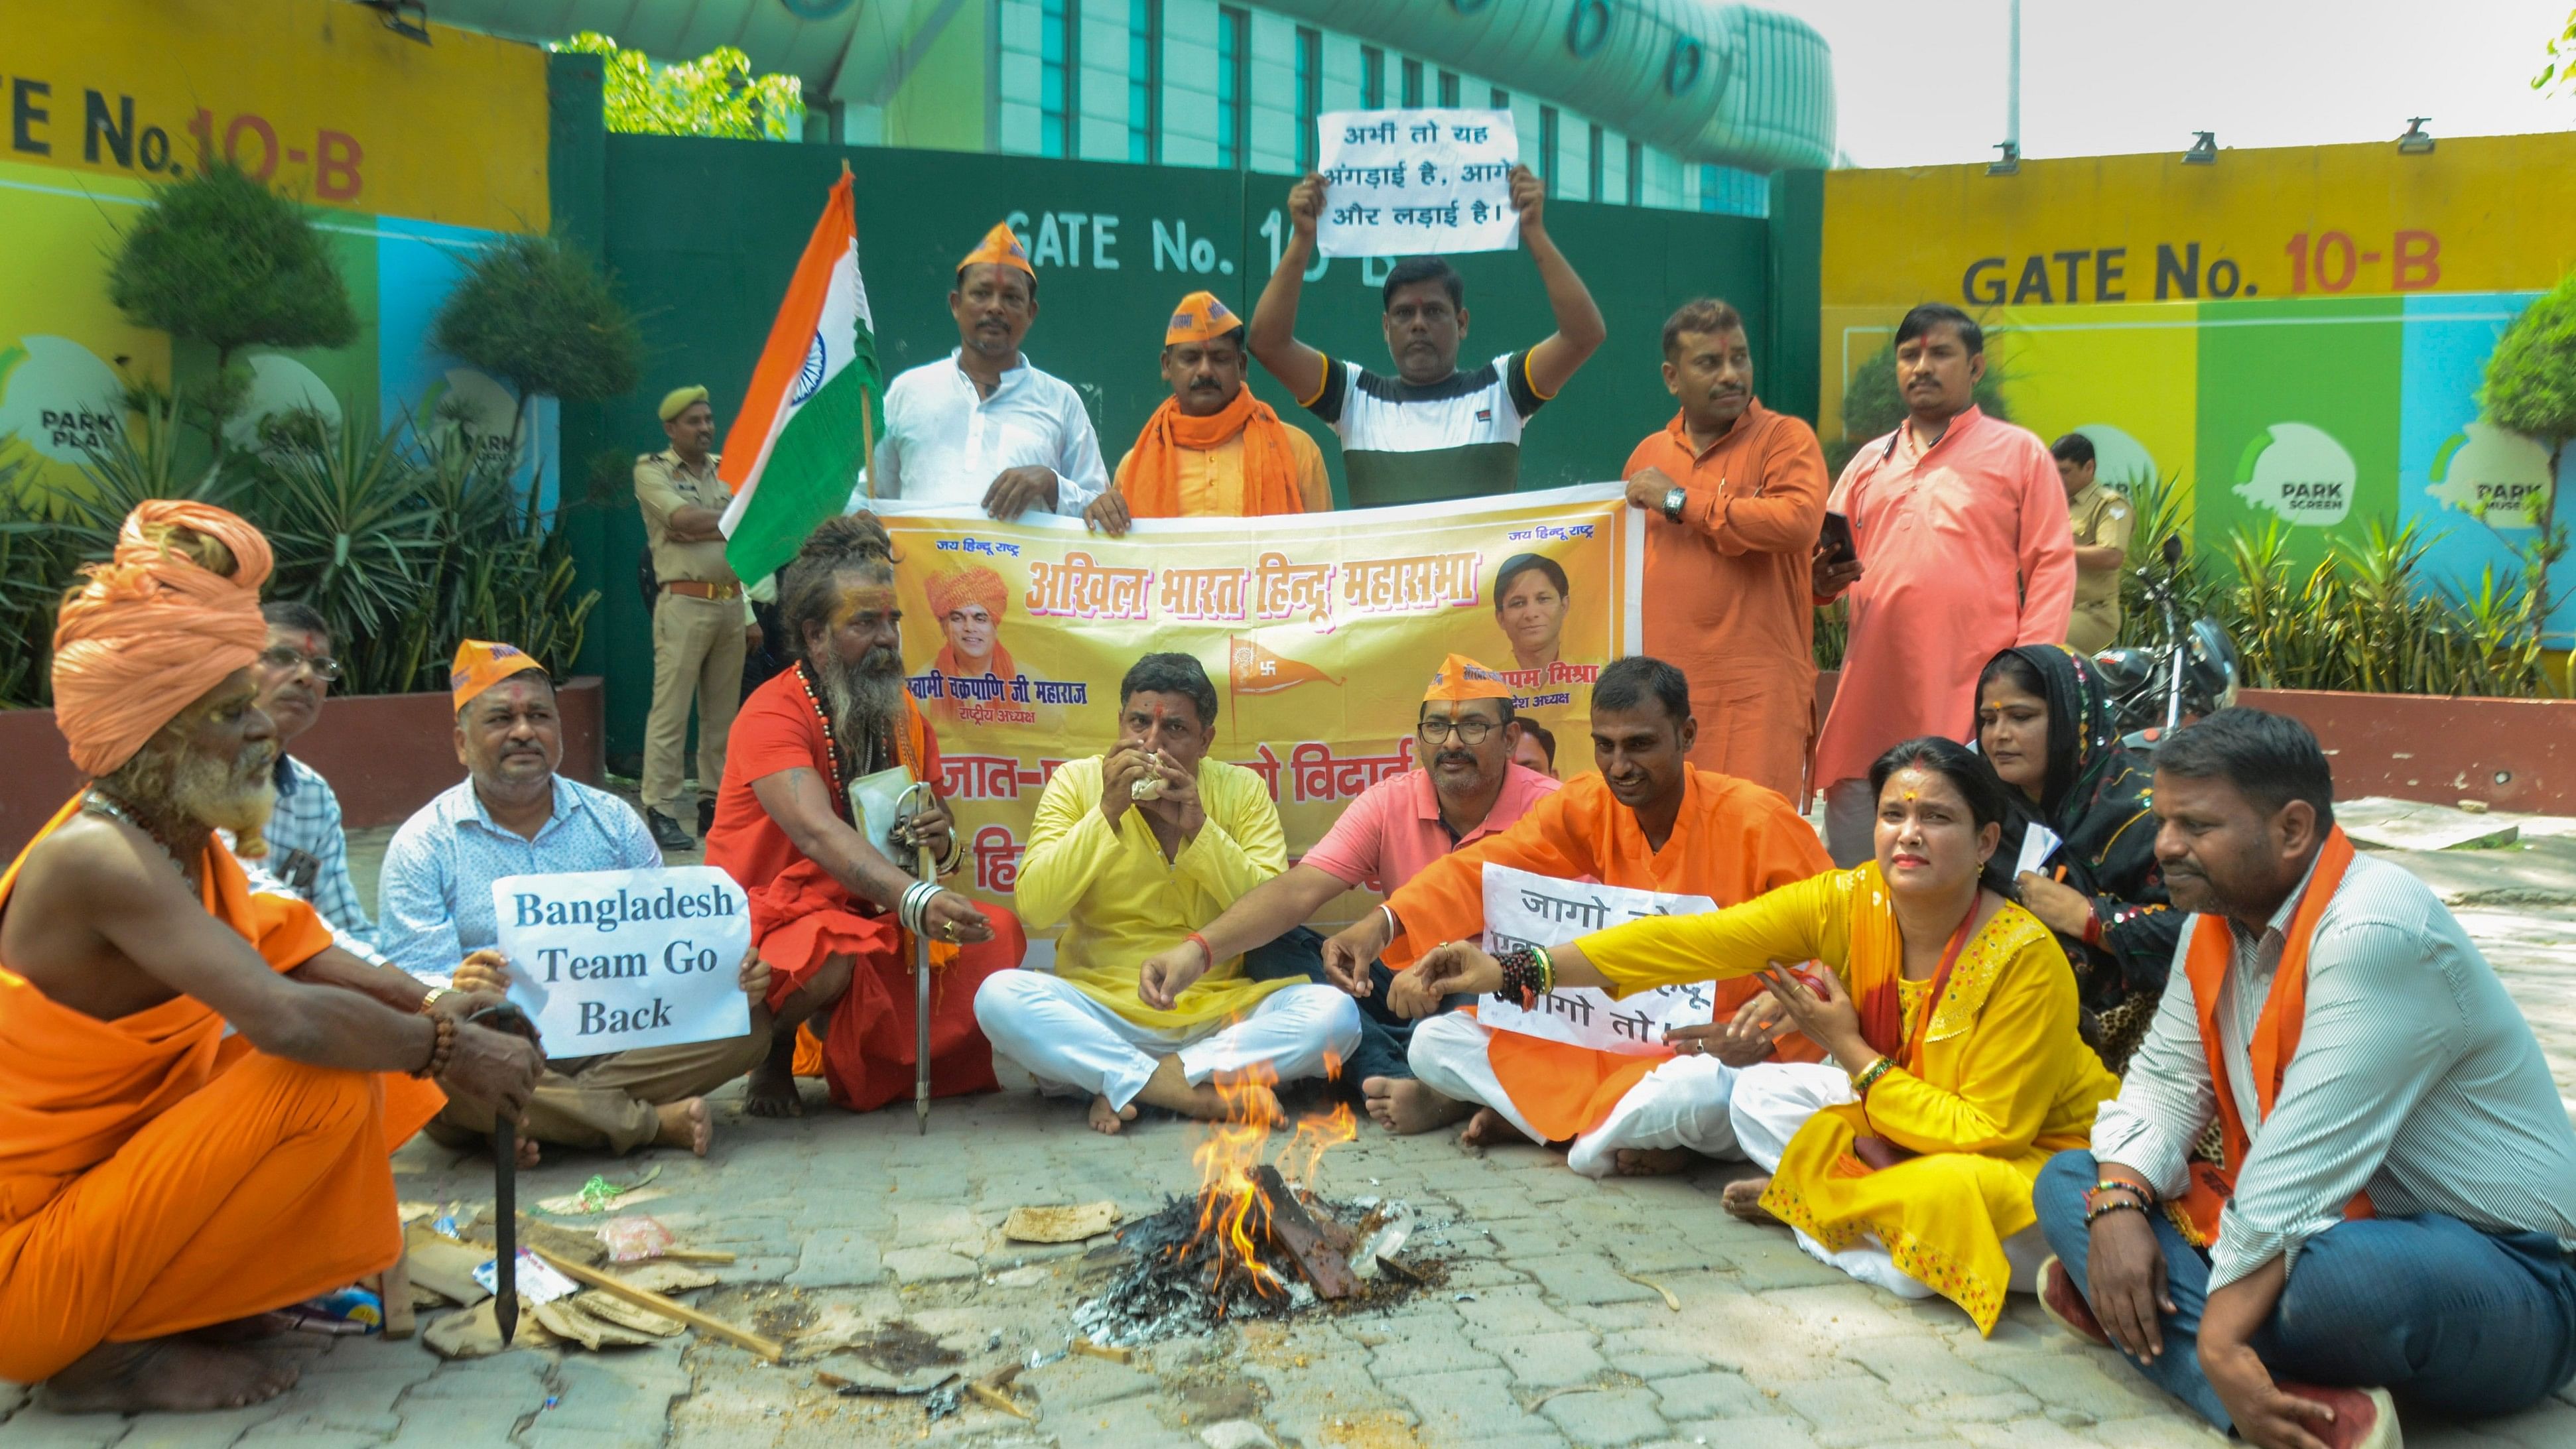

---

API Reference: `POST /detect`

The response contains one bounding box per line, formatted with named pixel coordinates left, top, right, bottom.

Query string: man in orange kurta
left=1813, top=304, right=2074, bottom=865
left=0, top=502, right=537, bottom=1413
left=1622, top=298, right=1829, bottom=804
left=1112, top=290, right=1331, bottom=521
left=1319, top=657, right=1831, bottom=1177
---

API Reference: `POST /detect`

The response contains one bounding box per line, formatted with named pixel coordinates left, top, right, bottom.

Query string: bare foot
left=654, top=1098, right=712, bottom=1156
left=1363, top=1076, right=1475, bottom=1135
left=515, top=1133, right=541, bottom=1169
left=1614, top=1147, right=1699, bottom=1177
left=40, top=1336, right=300, bottom=1414
left=743, top=1035, right=806, bottom=1119
left=1130, top=1056, right=1283, bottom=1126
left=1721, top=1175, right=1779, bottom=1224
left=1086, top=1094, right=1139, bottom=1135
left=1458, top=1107, right=1536, bottom=1148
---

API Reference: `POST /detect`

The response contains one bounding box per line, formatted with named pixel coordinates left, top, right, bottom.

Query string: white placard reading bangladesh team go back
left=490, top=866, right=752, bottom=1055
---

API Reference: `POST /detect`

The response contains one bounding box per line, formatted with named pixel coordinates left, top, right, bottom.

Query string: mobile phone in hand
left=1817, top=510, right=1858, bottom=566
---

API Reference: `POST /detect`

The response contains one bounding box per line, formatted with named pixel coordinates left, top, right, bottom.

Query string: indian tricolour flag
left=718, top=164, right=881, bottom=586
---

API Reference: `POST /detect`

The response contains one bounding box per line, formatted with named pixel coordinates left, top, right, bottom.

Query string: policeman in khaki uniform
left=2053, top=432, right=2132, bottom=655
left=635, top=385, right=753, bottom=849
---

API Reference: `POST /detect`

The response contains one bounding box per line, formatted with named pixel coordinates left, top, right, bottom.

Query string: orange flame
left=1178, top=1071, right=1360, bottom=1301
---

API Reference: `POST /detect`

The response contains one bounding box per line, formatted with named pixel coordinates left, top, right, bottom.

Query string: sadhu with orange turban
left=1115, top=290, right=1331, bottom=519
left=922, top=555, right=1016, bottom=684
left=0, top=501, right=537, bottom=1409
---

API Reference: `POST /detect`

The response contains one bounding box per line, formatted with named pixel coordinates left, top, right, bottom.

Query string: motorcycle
left=2089, top=534, right=2239, bottom=751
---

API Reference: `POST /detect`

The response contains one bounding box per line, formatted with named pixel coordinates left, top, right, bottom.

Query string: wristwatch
left=1661, top=485, right=1689, bottom=523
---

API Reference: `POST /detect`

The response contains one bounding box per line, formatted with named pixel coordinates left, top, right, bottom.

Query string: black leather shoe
left=647, top=808, right=694, bottom=851
left=698, top=798, right=716, bottom=838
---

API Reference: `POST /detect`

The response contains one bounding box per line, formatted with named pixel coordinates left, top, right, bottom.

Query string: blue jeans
left=2035, top=1151, right=2576, bottom=1431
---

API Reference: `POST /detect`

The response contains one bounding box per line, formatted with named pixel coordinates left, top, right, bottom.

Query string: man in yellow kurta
left=976, top=653, right=1360, bottom=1133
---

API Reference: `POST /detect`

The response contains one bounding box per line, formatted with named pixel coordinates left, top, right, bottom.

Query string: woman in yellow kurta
left=1395, top=735, right=2118, bottom=1333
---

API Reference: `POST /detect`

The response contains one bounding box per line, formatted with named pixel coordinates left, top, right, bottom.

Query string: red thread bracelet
left=1187, top=932, right=1214, bottom=966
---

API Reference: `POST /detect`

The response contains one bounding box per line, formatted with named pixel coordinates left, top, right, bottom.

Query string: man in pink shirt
left=1812, top=303, right=2075, bottom=864
left=1135, top=655, right=1558, bottom=1132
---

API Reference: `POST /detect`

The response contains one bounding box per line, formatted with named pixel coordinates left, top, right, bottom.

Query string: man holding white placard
left=379, top=642, right=771, bottom=1161
left=1320, top=657, right=1831, bottom=1177
left=1248, top=117, right=1604, bottom=507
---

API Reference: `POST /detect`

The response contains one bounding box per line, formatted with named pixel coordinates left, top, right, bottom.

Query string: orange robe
left=0, top=796, right=428, bottom=1383
left=708, top=670, right=1024, bottom=1112
left=1383, top=769, right=1835, bottom=1141
left=1623, top=401, right=1830, bottom=803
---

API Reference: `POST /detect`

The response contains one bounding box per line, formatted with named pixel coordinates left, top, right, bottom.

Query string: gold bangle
left=419, top=986, right=454, bottom=1015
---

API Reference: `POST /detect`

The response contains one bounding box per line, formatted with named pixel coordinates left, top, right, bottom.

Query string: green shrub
left=431, top=232, right=645, bottom=462
left=105, top=165, right=355, bottom=460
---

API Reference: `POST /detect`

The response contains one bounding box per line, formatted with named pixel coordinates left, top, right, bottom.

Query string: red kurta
left=1382, top=770, right=1835, bottom=1141
left=1623, top=401, right=1830, bottom=803
left=707, top=670, right=1024, bottom=1112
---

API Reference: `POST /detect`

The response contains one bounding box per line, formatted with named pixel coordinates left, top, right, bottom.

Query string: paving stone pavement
left=3, top=826, right=2573, bottom=1447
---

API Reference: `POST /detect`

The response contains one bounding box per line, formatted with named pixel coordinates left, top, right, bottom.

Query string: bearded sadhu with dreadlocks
left=704, top=514, right=1026, bottom=1118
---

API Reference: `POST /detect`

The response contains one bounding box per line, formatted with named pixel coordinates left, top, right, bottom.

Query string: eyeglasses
left=259, top=647, right=342, bottom=682
left=1417, top=717, right=1498, bottom=745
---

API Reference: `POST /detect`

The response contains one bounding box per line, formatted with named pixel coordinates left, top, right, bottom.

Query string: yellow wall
left=9, top=0, right=547, bottom=233
left=1817, top=132, right=2576, bottom=441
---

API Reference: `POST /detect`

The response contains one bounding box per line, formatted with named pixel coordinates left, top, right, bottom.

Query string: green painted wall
left=571, top=131, right=1773, bottom=757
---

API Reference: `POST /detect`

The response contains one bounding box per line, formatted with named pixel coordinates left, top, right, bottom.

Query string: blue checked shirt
left=376, top=774, right=661, bottom=984
left=225, top=754, right=383, bottom=963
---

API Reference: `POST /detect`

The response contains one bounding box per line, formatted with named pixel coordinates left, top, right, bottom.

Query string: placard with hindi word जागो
left=1315, top=108, right=1520, bottom=259
left=1474, top=863, right=1722, bottom=1055
left=489, top=866, right=752, bottom=1056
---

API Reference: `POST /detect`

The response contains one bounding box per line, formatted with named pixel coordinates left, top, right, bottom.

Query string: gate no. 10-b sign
left=489, top=866, right=752, bottom=1054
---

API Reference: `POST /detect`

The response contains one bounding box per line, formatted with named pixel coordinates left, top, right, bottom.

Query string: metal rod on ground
left=493, top=1116, right=518, bottom=1346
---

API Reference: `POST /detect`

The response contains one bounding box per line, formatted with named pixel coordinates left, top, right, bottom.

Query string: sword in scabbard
left=895, top=783, right=939, bottom=1136
left=493, top=1115, right=519, bottom=1345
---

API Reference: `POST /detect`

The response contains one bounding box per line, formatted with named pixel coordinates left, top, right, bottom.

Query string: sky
left=1777, top=0, right=2575, bottom=168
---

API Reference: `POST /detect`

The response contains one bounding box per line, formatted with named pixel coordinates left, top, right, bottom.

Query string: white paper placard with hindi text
left=1315, top=108, right=1519, bottom=258
left=1474, top=863, right=1720, bottom=1055
left=490, top=866, right=752, bottom=1056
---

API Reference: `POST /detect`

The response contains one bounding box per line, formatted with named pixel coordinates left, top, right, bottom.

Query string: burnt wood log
left=1249, top=1165, right=1357, bottom=1300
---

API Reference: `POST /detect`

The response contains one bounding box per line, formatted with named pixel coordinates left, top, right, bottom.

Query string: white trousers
left=973, top=971, right=1362, bottom=1111
left=1405, top=1013, right=1750, bottom=1177
left=1728, top=1062, right=2049, bottom=1300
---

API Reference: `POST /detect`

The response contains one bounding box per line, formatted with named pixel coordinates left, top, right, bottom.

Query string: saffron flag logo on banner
left=718, top=162, right=882, bottom=586
left=1228, top=636, right=1341, bottom=696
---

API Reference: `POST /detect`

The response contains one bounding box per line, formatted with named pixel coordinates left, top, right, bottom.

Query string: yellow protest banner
left=874, top=486, right=1643, bottom=928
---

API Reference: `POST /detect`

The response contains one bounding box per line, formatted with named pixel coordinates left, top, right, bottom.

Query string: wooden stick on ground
left=526, top=1246, right=783, bottom=1361
left=375, top=1249, right=417, bottom=1340
left=647, top=1248, right=738, bottom=1264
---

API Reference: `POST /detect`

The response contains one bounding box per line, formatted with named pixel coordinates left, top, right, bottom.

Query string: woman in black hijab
left=1974, top=645, right=2180, bottom=1072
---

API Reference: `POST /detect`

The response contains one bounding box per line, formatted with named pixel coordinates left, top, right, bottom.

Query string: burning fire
left=1180, top=1070, right=1358, bottom=1300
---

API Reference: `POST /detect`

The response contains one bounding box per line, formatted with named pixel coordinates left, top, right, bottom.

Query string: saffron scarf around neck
left=1121, top=388, right=1306, bottom=518
left=2169, top=826, right=2370, bottom=1245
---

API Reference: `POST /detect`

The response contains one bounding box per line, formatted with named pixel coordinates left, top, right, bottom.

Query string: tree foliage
left=432, top=231, right=645, bottom=456
left=2537, top=8, right=2576, bottom=95
left=105, top=163, right=356, bottom=456
left=552, top=32, right=804, bottom=139
left=2486, top=272, right=2576, bottom=451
